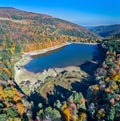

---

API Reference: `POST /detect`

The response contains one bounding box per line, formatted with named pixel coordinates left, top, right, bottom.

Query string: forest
left=0, top=7, right=119, bottom=121
left=0, top=32, right=120, bottom=120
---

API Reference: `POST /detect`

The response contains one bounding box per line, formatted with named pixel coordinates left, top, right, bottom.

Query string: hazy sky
left=0, top=0, right=120, bottom=26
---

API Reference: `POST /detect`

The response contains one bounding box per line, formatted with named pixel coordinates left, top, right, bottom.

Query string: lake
left=24, top=43, right=104, bottom=73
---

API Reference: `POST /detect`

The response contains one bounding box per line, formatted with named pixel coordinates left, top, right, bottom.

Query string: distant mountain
left=89, top=24, right=120, bottom=38
left=0, top=7, right=100, bottom=49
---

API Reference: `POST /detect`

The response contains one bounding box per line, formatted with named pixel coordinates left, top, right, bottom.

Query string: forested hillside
left=89, top=24, right=120, bottom=38
left=0, top=7, right=100, bottom=52
left=0, top=30, right=120, bottom=120
left=0, top=7, right=120, bottom=121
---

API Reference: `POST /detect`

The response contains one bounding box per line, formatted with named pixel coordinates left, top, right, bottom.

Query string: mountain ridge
left=0, top=7, right=89, bottom=31
left=89, top=24, right=120, bottom=38
left=0, top=7, right=52, bottom=18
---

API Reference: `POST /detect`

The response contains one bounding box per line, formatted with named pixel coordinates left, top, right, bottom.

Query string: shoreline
left=14, top=42, right=100, bottom=84
left=24, top=42, right=99, bottom=56
left=70, top=42, right=99, bottom=45
left=14, top=42, right=70, bottom=84
left=24, top=42, right=70, bottom=56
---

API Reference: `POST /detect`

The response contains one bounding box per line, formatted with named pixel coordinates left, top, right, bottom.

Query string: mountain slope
left=0, top=7, right=100, bottom=51
left=89, top=24, right=120, bottom=38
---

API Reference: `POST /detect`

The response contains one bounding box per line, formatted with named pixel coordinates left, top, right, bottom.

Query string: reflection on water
left=24, top=44, right=103, bottom=73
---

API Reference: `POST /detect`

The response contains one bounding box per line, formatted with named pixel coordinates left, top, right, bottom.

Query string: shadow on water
left=25, top=44, right=104, bottom=73
left=71, top=45, right=105, bottom=97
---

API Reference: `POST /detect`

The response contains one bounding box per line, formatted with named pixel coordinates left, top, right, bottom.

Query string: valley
left=0, top=7, right=120, bottom=121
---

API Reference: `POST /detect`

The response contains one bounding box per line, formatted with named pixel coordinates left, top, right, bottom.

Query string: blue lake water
left=24, top=44, right=103, bottom=73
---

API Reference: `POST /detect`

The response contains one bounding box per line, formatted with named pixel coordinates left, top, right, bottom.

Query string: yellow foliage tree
left=13, top=95, right=21, bottom=102
left=63, top=108, right=71, bottom=121
left=16, top=102, right=25, bottom=115
left=3, top=68, right=11, bottom=78
left=78, top=112, right=87, bottom=121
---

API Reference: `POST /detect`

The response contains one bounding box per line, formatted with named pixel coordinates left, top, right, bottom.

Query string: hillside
left=0, top=7, right=120, bottom=121
left=0, top=7, right=100, bottom=52
left=89, top=24, right=120, bottom=38
left=0, top=7, right=101, bottom=81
